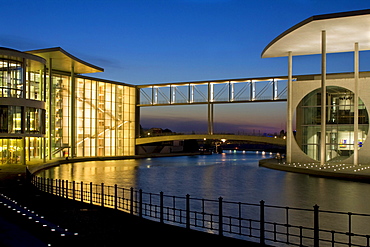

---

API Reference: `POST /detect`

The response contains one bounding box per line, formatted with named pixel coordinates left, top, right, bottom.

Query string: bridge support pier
left=208, top=102, right=214, bottom=135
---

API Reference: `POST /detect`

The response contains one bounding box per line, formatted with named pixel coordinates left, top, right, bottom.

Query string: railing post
left=66, top=180, right=68, bottom=199
left=62, top=180, right=64, bottom=197
left=314, top=204, right=320, bottom=247
left=139, top=189, right=143, bottom=218
left=47, top=178, right=50, bottom=193
left=58, top=179, right=62, bottom=196
left=81, top=181, right=84, bottom=202
left=51, top=178, right=53, bottom=195
left=348, top=212, right=353, bottom=247
left=160, top=191, right=164, bottom=223
left=130, top=187, right=134, bottom=215
left=101, top=183, right=104, bottom=207
left=53, top=178, right=56, bottom=194
left=90, top=182, right=93, bottom=204
left=54, top=178, right=56, bottom=195
left=186, top=194, right=190, bottom=229
left=114, top=184, right=118, bottom=210
left=49, top=178, right=52, bottom=194
left=54, top=179, right=57, bottom=195
left=219, top=196, right=223, bottom=236
left=260, top=200, right=265, bottom=245
left=72, top=181, right=75, bottom=201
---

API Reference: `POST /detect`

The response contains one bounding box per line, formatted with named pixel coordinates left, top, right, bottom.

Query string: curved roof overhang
left=26, top=47, right=104, bottom=74
left=0, top=47, right=46, bottom=70
left=262, top=9, right=370, bottom=58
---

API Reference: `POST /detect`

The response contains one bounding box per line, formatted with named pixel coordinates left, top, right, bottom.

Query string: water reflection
left=38, top=151, right=370, bottom=236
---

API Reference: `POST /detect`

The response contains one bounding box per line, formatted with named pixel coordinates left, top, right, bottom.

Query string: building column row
left=287, top=31, right=360, bottom=166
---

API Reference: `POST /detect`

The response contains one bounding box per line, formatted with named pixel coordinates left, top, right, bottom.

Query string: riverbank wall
left=27, top=152, right=201, bottom=175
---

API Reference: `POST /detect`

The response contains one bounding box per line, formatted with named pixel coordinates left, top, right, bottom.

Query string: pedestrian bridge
left=136, top=134, right=286, bottom=146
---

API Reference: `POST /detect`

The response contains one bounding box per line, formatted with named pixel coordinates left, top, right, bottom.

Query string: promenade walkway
left=0, top=159, right=262, bottom=247
left=259, top=158, right=370, bottom=181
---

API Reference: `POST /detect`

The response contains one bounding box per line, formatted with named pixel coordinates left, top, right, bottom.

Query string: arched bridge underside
left=136, top=134, right=286, bottom=146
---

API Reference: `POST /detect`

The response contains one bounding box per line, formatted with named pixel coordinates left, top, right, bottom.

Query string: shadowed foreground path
left=0, top=164, right=265, bottom=247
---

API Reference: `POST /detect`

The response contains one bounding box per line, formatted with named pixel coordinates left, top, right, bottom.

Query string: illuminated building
left=3, top=9, right=370, bottom=166
left=262, top=9, right=370, bottom=165
left=0, top=47, right=136, bottom=164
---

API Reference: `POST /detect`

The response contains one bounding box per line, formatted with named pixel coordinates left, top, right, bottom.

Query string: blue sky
left=2, top=0, right=370, bottom=133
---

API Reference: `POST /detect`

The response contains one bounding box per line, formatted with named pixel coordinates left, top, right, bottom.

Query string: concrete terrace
left=259, top=158, right=370, bottom=181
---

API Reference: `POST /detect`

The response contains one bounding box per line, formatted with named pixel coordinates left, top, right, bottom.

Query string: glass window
left=0, top=59, right=22, bottom=98
left=296, top=86, right=368, bottom=162
left=0, top=138, right=22, bottom=164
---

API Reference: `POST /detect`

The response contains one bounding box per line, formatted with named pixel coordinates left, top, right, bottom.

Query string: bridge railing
left=137, top=78, right=288, bottom=106
left=30, top=174, right=370, bottom=247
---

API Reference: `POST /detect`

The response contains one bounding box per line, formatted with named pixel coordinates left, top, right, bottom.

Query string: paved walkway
left=0, top=160, right=263, bottom=247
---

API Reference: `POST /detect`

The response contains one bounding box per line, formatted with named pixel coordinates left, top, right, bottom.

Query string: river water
left=37, top=151, right=370, bottom=245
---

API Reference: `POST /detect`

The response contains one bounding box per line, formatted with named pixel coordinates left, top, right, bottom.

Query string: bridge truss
left=136, top=76, right=291, bottom=135
left=137, top=76, right=289, bottom=106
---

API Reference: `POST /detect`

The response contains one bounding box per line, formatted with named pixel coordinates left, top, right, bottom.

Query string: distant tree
left=279, top=129, right=286, bottom=137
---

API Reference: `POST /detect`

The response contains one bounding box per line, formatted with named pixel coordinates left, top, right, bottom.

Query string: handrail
left=29, top=172, right=370, bottom=247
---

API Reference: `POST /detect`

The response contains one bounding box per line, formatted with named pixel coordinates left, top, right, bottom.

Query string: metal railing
left=30, top=174, right=370, bottom=247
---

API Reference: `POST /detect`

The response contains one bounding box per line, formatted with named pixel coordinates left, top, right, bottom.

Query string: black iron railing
left=30, top=174, right=370, bottom=247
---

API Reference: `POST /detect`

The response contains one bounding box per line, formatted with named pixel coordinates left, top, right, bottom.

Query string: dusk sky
left=2, top=0, right=370, bottom=134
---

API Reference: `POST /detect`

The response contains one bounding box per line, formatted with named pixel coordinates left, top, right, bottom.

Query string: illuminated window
left=295, top=86, right=369, bottom=162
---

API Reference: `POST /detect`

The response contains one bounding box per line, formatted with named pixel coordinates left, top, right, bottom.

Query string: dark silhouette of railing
left=30, top=174, right=370, bottom=247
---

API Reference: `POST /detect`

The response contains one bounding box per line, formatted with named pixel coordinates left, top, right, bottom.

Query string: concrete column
left=208, top=103, right=214, bottom=135
left=287, top=51, right=293, bottom=163
left=135, top=87, right=141, bottom=138
left=320, top=30, right=327, bottom=166
left=353, top=42, right=359, bottom=165
left=208, top=82, right=214, bottom=135
left=172, top=85, right=176, bottom=103
left=22, top=58, right=26, bottom=99
left=48, top=58, right=53, bottom=160
left=230, top=82, right=234, bottom=101
left=273, top=79, right=278, bottom=100
left=70, top=65, right=76, bottom=158
left=251, top=80, right=255, bottom=100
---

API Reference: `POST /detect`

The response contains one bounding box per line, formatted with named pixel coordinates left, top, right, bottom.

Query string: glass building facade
left=295, top=86, right=369, bottom=162
left=0, top=47, right=136, bottom=165
left=0, top=48, right=46, bottom=164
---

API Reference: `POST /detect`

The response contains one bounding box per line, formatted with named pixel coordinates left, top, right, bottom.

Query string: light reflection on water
left=38, top=152, right=370, bottom=212
left=38, top=151, right=370, bottom=240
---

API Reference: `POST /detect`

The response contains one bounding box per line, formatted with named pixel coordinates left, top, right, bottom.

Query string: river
left=37, top=151, right=370, bottom=245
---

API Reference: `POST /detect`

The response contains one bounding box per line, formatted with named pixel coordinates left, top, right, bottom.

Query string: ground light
left=0, top=193, right=78, bottom=245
